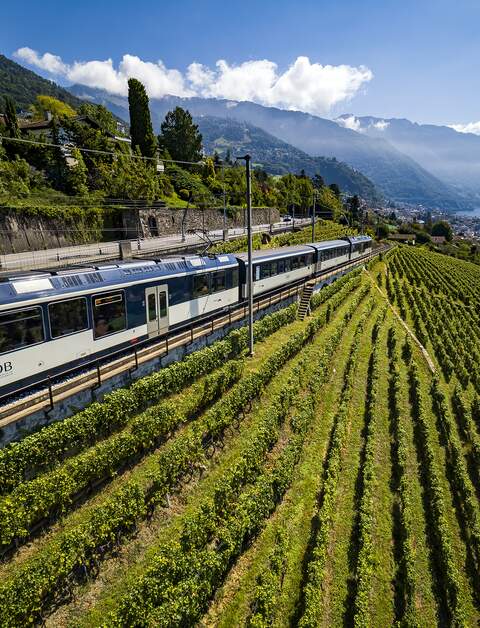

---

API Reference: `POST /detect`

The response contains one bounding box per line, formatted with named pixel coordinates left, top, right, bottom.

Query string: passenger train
left=0, top=235, right=372, bottom=395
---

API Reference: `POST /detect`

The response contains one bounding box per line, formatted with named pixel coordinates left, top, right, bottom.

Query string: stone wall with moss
left=0, top=205, right=103, bottom=254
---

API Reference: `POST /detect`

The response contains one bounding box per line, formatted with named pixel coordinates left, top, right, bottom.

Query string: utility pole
left=312, top=191, right=316, bottom=242
left=237, top=154, right=254, bottom=357
left=222, top=161, right=227, bottom=240
left=181, top=192, right=192, bottom=242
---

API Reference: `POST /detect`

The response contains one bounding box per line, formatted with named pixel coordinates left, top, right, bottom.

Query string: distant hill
left=338, top=114, right=480, bottom=205
left=0, top=54, right=84, bottom=111
left=198, top=116, right=384, bottom=203
left=68, top=85, right=473, bottom=212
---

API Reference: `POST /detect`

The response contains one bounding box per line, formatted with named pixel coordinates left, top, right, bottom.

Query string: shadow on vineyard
left=0, top=245, right=480, bottom=627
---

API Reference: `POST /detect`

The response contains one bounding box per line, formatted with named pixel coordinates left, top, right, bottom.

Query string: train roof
left=0, top=253, right=238, bottom=308
left=307, top=239, right=351, bottom=251
left=235, top=244, right=314, bottom=263
left=342, top=235, right=372, bottom=244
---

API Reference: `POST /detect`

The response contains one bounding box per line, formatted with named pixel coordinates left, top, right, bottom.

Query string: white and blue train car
left=343, top=235, right=372, bottom=260
left=309, top=240, right=351, bottom=274
left=235, top=245, right=315, bottom=298
left=0, top=253, right=239, bottom=394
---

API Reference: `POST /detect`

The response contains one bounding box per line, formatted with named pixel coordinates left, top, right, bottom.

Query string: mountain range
left=2, top=53, right=480, bottom=212
left=337, top=114, right=480, bottom=203
left=68, top=85, right=478, bottom=212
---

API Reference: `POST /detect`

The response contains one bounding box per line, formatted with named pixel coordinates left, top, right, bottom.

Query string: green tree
left=313, top=173, right=325, bottom=190
left=158, top=107, right=203, bottom=163
left=431, top=220, right=453, bottom=242
left=329, top=182, right=341, bottom=199
left=65, top=148, right=89, bottom=196
left=31, top=95, right=76, bottom=119
left=296, top=177, right=314, bottom=212
left=377, top=223, right=389, bottom=239
left=276, top=173, right=301, bottom=211
left=99, top=153, right=161, bottom=201
left=78, top=103, right=118, bottom=135
left=315, top=186, right=342, bottom=218
left=127, top=78, right=157, bottom=159
left=348, top=194, right=361, bottom=224
left=3, top=96, right=19, bottom=138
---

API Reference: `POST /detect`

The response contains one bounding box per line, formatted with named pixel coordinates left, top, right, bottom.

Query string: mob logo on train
left=0, top=361, right=13, bottom=377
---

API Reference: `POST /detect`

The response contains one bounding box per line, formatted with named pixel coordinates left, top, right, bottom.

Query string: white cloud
left=449, top=121, right=480, bottom=135
left=187, top=56, right=372, bottom=115
left=335, top=115, right=363, bottom=132
left=15, top=46, right=68, bottom=75
left=335, top=116, right=390, bottom=133
left=372, top=119, right=389, bottom=130
left=13, top=48, right=373, bottom=116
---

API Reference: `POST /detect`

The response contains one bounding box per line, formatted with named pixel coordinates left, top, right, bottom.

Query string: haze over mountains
left=2, top=53, right=480, bottom=212
left=337, top=114, right=480, bottom=203
left=69, top=84, right=478, bottom=212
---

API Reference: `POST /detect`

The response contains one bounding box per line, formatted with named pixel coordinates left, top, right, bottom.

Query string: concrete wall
left=121, top=206, right=280, bottom=239
left=0, top=206, right=280, bottom=254
left=0, top=211, right=92, bottom=254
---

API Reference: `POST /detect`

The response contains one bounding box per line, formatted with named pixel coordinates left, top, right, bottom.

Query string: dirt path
left=363, top=268, right=436, bottom=374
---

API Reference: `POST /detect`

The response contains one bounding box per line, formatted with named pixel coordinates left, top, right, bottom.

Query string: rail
left=0, top=246, right=387, bottom=428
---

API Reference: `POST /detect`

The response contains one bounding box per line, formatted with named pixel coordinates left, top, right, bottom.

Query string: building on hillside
left=17, top=113, right=131, bottom=144
left=387, top=233, right=416, bottom=245
left=431, top=235, right=446, bottom=244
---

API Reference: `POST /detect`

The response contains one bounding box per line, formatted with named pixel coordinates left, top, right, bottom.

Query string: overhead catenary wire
left=0, top=134, right=239, bottom=168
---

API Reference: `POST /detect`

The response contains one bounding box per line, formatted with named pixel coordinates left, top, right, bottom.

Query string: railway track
left=0, top=248, right=387, bottom=431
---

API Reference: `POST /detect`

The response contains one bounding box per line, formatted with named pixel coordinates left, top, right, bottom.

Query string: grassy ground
left=2, top=252, right=480, bottom=627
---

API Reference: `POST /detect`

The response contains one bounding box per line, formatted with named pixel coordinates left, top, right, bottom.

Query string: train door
left=145, top=285, right=169, bottom=337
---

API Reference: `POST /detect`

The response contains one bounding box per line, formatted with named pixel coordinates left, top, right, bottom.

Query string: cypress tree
left=3, top=96, right=20, bottom=159
left=127, top=78, right=157, bottom=160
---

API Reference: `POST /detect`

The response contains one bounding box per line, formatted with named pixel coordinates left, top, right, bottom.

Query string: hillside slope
left=339, top=114, right=480, bottom=202
left=0, top=54, right=84, bottom=110
left=68, top=85, right=472, bottom=211
left=198, top=116, right=384, bottom=203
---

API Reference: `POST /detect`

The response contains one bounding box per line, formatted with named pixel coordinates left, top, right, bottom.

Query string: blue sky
left=2, top=0, right=480, bottom=126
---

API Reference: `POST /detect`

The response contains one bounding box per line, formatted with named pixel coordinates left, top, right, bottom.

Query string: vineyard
left=0, top=243, right=479, bottom=627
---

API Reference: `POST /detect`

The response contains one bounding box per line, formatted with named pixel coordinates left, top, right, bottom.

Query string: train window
left=277, top=260, right=285, bottom=274
left=0, top=307, right=44, bottom=354
left=270, top=261, right=278, bottom=275
left=260, top=263, right=271, bottom=279
left=49, top=298, right=88, bottom=338
left=193, top=274, right=210, bottom=298
left=93, top=291, right=126, bottom=338
left=211, top=271, right=226, bottom=293
left=290, top=257, right=299, bottom=270
left=284, top=258, right=291, bottom=272
left=147, top=293, right=157, bottom=321
left=159, top=291, right=167, bottom=318
left=255, top=266, right=261, bottom=281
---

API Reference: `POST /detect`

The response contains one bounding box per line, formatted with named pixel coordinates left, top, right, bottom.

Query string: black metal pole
left=236, top=153, right=254, bottom=356
left=245, top=155, right=254, bottom=356
left=312, top=192, right=316, bottom=242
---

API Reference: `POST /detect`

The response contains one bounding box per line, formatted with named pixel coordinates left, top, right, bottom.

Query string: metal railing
left=0, top=246, right=386, bottom=428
